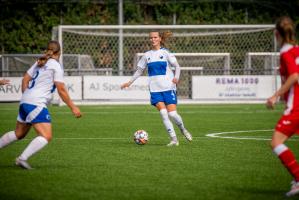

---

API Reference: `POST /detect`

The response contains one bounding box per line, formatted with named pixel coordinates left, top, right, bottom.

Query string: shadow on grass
left=0, top=193, right=34, bottom=200
left=235, top=186, right=287, bottom=199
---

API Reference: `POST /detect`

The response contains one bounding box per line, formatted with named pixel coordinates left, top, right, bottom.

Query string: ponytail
left=160, top=31, right=173, bottom=48
left=37, top=40, right=61, bottom=67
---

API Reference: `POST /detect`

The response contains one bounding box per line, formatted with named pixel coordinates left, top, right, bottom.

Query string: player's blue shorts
left=150, top=90, right=177, bottom=106
left=17, top=103, right=51, bottom=124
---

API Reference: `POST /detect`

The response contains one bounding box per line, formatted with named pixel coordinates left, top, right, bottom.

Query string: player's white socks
left=19, top=136, right=48, bottom=161
left=160, top=109, right=176, bottom=138
left=0, top=131, right=18, bottom=148
left=273, top=143, right=288, bottom=156
left=168, top=111, right=185, bottom=132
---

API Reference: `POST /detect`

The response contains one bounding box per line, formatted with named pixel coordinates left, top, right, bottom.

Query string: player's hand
left=266, top=95, right=277, bottom=109
left=172, top=78, right=179, bottom=84
left=0, top=79, right=10, bottom=85
left=72, top=106, right=82, bottom=118
left=121, top=81, right=132, bottom=89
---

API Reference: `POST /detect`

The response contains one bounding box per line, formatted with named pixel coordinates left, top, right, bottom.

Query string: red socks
left=274, top=144, right=299, bottom=181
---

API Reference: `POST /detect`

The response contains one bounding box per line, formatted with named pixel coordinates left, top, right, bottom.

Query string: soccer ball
left=133, top=130, right=148, bottom=145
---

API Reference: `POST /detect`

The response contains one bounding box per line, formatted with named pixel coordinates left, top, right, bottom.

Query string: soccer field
left=0, top=103, right=297, bottom=200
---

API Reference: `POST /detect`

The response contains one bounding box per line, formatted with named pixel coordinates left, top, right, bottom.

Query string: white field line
left=22, top=136, right=208, bottom=141
left=0, top=108, right=279, bottom=110
left=0, top=107, right=282, bottom=114
left=20, top=130, right=299, bottom=142
left=18, top=130, right=276, bottom=141
left=206, top=129, right=273, bottom=141
left=18, top=110, right=280, bottom=115
left=54, top=137, right=129, bottom=140
left=205, top=129, right=299, bottom=141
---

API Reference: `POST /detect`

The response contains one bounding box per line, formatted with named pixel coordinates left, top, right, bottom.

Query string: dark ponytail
left=275, top=16, right=297, bottom=45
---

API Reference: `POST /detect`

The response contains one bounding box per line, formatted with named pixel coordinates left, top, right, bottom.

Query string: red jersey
left=279, top=44, right=299, bottom=114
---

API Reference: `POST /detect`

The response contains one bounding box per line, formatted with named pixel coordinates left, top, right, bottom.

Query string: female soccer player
left=0, top=40, right=81, bottom=169
left=266, top=16, right=299, bottom=197
left=121, top=31, right=192, bottom=146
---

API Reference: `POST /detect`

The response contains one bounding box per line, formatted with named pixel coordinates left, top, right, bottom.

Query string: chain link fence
left=58, top=25, right=276, bottom=98
left=58, top=25, right=275, bottom=72
left=244, top=52, right=280, bottom=75
left=1, top=25, right=276, bottom=99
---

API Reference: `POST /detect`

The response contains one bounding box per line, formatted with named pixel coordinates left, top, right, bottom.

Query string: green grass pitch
left=0, top=103, right=298, bottom=200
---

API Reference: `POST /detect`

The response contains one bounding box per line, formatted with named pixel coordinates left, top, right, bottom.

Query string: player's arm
left=22, top=62, right=38, bottom=93
left=0, top=79, right=10, bottom=85
left=21, top=73, right=32, bottom=93
left=267, top=73, right=299, bottom=109
left=168, top=53, right=180, bottom=84
left=53, top=62, right=81, bottom=118
left=121, top=55, right=146, bottom=89
left=55, top=82, right=81, bottom=118
left=171, top=61, right=181, bottom=84
left=267, top=54, right=299, bottom=109
left=121, top=67, right=144, bottom=89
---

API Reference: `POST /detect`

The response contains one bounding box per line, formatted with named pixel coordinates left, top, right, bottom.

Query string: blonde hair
left=159, top=31, right=173, bottom=47
left=275, top=16, right=297, bottom=45
left=37, top=40, right=61, bottom=67
left=150, top=30, right=173, bottom=48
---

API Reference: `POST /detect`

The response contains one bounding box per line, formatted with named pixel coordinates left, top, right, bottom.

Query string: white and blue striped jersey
left=20, top=58, right=64, bottom=107
left=137, top=48, right=179, bottom=92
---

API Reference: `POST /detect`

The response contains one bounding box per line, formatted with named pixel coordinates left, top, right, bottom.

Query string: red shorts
left=275, top=112, right=299, bottom=137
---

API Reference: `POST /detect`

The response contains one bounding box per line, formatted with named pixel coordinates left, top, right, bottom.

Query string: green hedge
left=0, top=0, right=298, bottom=53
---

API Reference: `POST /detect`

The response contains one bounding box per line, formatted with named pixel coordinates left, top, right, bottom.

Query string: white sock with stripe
left=273, top=144, right=288, bottom=156
left=160, top=109, right=177, bottom=141
left=0, top=131, right=18, bottom=148
left=19, top=136, right=48, bottom=161
left=168, top=111, right=185, bottom=132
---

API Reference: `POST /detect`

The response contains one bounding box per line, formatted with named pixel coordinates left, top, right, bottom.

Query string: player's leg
left=167, top=104, right=192, bottom=142
left=0, top=102, right=33, bottom=148
left=16, top=123, right=51, bottom=169
left=0, top=121, right=31, bottom=148
left=156, top=102, right=178, bottom=146
left=271, top=127, right=299, bottom=196
left=150, top=91, right=178, bottom=147
left=16, top=106, right=52, bottom=169
left=151, top=92, right=178, bottom=145
left=163, top=90, right=192, bottom=142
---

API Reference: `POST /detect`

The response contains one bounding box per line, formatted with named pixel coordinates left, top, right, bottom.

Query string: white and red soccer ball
left=133, top=130, right=148, bottom=145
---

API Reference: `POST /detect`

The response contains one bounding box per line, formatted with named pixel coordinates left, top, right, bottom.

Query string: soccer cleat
left=286, top=181, right=299, bottom=197
left=167, top=141, right=179, bottom=147
left=182, top=129, right=192, bottom=142
left=15, top=157, right=33, bottom=170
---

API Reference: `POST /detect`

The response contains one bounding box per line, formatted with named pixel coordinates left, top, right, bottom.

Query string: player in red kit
left=267, top=16, right=299, bottom=197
